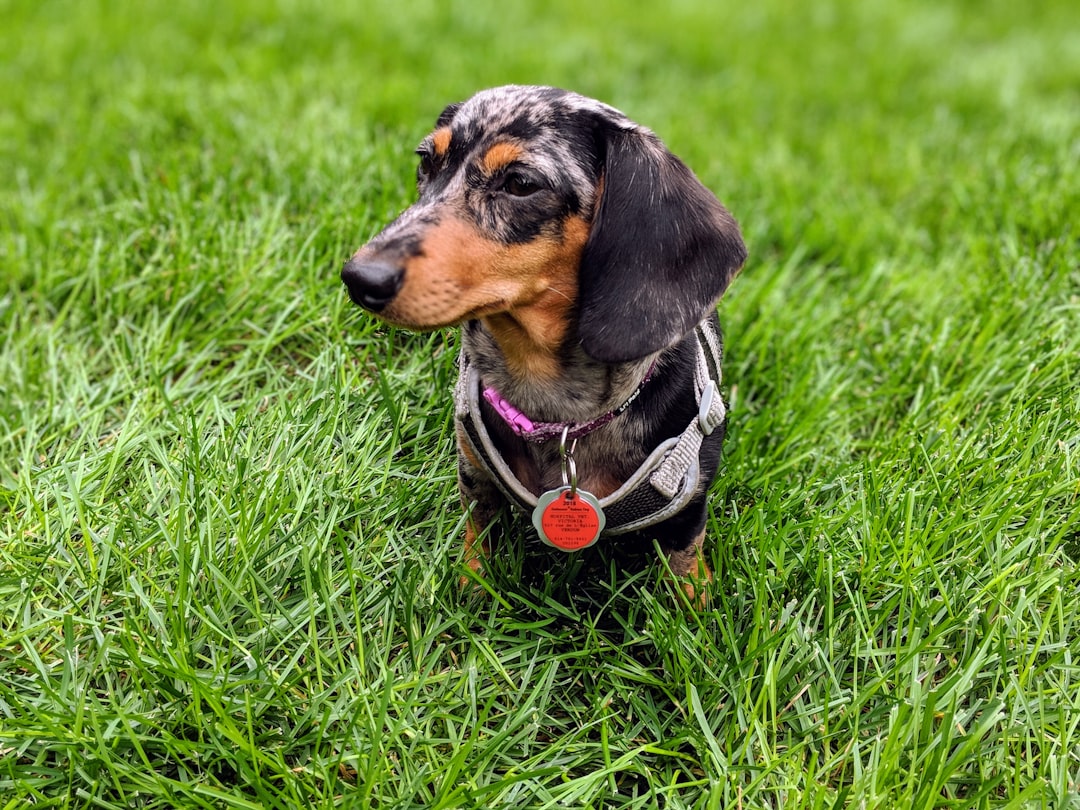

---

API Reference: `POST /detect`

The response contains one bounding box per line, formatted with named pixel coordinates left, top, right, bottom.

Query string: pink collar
left=481, top=361, right=657, bottom=444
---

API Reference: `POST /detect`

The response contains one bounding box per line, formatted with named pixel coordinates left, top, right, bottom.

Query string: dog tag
left=532, top=487, right=605, bottom=551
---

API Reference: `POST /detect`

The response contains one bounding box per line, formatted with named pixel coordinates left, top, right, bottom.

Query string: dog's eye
left=502, top=173, right=540, bottom=197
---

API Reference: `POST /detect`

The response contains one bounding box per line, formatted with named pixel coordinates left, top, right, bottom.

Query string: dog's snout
left=341, top=258, right=405, bottom=312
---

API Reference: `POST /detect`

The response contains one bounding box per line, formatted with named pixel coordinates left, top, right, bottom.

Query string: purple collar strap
left=482, top=361, right=657, bottom=444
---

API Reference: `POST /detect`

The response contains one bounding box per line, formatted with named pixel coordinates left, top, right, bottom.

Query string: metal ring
left=558, top=425, right=579, bottom=496
left=566, top=453, right=578, bottom=497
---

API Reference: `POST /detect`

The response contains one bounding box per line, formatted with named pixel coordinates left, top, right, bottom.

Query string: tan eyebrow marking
left=481, top=142, right=524, bottom=174
left=432, top=127, right=452, bottom=156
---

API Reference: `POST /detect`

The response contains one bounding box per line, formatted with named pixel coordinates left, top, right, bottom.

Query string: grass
left=2, top=0, right=1079, bottom=806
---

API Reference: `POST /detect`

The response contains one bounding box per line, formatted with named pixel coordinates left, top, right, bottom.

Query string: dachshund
left=341, top=85, right=746, bottom=599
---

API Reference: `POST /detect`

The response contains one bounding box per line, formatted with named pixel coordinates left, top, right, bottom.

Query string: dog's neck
left=462, top=318, right=654, bottom=424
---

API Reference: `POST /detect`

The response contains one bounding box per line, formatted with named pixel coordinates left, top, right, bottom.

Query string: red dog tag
left=532, top=487, right=605, bottom=551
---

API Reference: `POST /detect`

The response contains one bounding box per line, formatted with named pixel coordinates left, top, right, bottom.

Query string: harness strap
left=455, top=321, right=725, bottom=535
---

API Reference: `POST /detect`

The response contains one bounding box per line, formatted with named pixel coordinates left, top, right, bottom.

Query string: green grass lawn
left=2, top=0, right=1079, bottom=807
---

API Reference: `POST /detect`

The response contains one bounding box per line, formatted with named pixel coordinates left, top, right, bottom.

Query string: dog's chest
left=504, top=430, right=640, bottom=501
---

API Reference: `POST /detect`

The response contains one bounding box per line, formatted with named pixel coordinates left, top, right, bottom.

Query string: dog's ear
left=435, top=102, right=461, bottom=127
left=577, top=126, right=746, bottom=364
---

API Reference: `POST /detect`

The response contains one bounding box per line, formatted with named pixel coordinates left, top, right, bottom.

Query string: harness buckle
left=698, top=380, right=719, bottom=436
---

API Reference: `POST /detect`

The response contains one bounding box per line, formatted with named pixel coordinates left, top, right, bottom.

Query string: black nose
left=341, top=258, right=405, bottom=312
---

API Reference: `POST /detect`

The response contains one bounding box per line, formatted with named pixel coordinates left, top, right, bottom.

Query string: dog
left=341, top=86, right=746, bottom=598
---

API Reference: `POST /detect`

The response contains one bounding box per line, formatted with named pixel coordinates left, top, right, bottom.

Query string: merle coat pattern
left=341, top=86, right=746, bottom=596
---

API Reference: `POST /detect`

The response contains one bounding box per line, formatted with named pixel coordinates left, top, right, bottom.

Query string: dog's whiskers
left=543, top=285, right=574, bottom=303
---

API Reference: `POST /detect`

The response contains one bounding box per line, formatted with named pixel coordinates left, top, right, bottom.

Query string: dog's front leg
left=661, top=527, right=714, bottom=608
left=456, top=431, right=501, bottom=579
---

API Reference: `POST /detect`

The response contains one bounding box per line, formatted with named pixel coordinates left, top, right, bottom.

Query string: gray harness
left=455, top=321, right=726, bottom=535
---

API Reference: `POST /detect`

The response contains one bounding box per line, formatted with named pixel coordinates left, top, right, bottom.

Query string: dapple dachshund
left=341, top=86, right=746, bottom=600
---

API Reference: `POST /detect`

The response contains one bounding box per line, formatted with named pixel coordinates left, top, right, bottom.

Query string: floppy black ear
left=577, top=126, right=746, bottom=363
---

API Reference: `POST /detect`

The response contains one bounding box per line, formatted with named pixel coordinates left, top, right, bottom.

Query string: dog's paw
left=458, top=556, right=486, bottom=592
left=674, top=568, right=712, bottom=610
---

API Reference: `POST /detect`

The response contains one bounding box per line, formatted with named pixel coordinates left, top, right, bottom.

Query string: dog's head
left=342, top=85, right=746, bottom=364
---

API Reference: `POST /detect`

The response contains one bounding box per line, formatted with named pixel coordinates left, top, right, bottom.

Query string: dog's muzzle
left=340, top=258, right=404, bottom=312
